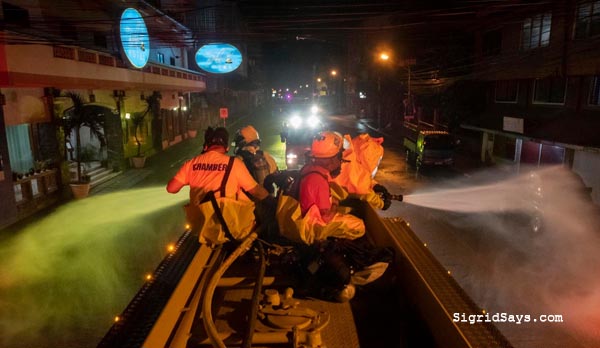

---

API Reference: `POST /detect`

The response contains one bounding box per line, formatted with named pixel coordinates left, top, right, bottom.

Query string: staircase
left=69, top=161, right=122, bottom=189
left=85, top=162, right=122, bottom=188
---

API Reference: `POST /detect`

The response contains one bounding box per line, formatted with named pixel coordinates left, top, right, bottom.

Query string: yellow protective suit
left=185, top=197, right=256, bottom=245
left=276, top=193, right=365, bottom=245
left=333, top=133, right=385, bottom=209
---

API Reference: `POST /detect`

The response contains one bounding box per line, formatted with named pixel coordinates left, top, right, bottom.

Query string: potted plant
left=69, top=173, right=91, bottom=199
left=62, top=92, right=106, bottom=198
left=186, top=114, right=201, bottom=138
left=130, top=92, right=160, bottom=168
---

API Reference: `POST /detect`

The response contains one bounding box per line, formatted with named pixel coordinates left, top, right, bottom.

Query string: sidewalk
left=91, top=136, right=203, bottom=196
left=0, top=137, right=204, bottom=234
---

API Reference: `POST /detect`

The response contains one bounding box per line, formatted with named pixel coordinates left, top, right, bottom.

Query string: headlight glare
left=290, top=115, right=302, bottom=128
left=307, top=115, right=320, bottom=128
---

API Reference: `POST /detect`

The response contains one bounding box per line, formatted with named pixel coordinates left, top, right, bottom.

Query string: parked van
left=403, top=122, right=455, bottom=170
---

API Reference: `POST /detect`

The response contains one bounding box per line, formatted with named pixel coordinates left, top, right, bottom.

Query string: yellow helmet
left=310, top=131, right=343, bottom=158
left=234, top=125, right=260, bottom=149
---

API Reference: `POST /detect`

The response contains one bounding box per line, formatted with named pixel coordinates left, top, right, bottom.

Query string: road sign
left=219, top=108, right=228, bottom=119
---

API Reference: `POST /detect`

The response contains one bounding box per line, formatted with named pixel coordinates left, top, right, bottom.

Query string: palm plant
left=62, top=92, right=106, bottom=183
left=132, top=92, right=160, bottom=157
left=131, top=111, right=146, bottom=158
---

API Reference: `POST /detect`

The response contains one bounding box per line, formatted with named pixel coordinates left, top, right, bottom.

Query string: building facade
left=0, top=0, right=210, bottom=228
left=465, top=0, right=600, bottom=203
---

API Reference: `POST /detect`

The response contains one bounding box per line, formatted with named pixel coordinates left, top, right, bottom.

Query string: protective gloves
left=373, top=184, right=392, bottom=210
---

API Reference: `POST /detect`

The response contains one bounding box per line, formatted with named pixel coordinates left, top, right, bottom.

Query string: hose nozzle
left=389, top=194, right=403, bottom=202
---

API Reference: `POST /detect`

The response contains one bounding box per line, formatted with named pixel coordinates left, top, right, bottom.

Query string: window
left=157, top=52, right=165, bottom=64
left=495, top=80, right=519, bottom=103
left=575, top=1, right=600, bottom=39
left=170, top=56, right=176, bottom=66
left=589, top=76, right=600, bottom=105
left=5, top=124, right=34, bottom=173
left=483, top=29, right=502, bottom=56
left=521, top=13, right=552, bottom=50
left=533, top=77, right=566, bottom=104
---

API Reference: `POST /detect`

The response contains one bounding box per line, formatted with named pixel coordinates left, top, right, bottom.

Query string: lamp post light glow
left=376, top=52, right=389, bottom=129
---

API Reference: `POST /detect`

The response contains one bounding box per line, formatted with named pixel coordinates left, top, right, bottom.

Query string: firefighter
left=233, top=125, right=279, bottom=186
left=333, top=133, right=393, bottom=210
left=298, top=131, right=365, bottom=239
left=166, top=127, right=270, bottom=244
left=297, top=131, right=388, bottom=302
left=166, top=126, right=268, bottom=202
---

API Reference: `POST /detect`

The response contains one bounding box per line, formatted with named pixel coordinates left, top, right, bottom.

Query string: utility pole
left=402, top=58, right=416, bottom=119
left=312, top=64, right=316, bottom=103
left=377, top=75, right=381, bottom=129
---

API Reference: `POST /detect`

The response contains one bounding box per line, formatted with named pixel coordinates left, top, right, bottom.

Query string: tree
left=62, top=92, right=106, bottom=183
left=131, top=92, right=160, bottom=157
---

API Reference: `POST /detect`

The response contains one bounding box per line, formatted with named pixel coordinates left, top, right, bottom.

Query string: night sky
left=236, top=0, right=478, bottom=89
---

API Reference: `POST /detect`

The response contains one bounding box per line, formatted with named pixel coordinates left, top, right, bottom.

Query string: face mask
left=330, top=165, right=342, bottom=178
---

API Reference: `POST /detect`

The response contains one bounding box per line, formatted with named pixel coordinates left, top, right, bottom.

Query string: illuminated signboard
left=119, top=8, right=150, bottom=69
left=195, top=43, right=242, bottom=74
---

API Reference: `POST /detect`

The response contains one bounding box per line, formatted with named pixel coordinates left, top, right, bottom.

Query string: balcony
left=3, top=44, right=206, bottom=92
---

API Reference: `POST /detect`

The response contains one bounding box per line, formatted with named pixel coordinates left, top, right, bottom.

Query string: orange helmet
left=310, top=131, right=343, bottom=158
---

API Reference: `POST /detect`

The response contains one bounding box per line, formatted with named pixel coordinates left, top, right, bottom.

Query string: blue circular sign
left=120, top=8, right=150, bottom=69
left=195, top=43, right=243, bottom=74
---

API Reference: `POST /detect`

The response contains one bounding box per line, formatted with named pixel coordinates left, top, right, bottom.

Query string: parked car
left=403, top=121, right=455, bottom=171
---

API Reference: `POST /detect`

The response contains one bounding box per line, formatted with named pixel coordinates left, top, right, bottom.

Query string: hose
left=241, top=241, right=266, bottom=348
left=202, top=233, right=258, bottom=348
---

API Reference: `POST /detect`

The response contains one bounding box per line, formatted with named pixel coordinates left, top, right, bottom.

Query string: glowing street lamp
left=375, top=50, right=416, bottom=127
left=330, top=70, right=341, bottom=110
left=376, top=52, right=391, bottom=129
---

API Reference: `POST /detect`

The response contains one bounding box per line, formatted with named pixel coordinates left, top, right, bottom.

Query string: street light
left=376, top=52, right=390, bottom=129
left=376, top=51, right=415, bottom=124
left=330, top=70, right=340, bottom=111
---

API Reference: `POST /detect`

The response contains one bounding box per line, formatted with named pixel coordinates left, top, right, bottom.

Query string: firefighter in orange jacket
left=166, top=127, right=268, bottom=203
